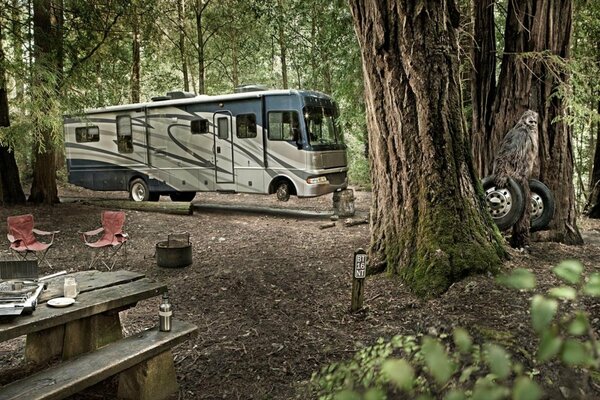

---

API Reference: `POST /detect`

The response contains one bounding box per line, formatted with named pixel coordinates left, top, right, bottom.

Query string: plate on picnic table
left=47, top=297, right=76, bottom=308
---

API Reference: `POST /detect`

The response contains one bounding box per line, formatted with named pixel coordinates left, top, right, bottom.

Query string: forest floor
left=0, top=185, right=599, bottom=399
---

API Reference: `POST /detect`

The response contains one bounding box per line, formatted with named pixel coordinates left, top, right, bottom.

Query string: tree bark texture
left=470, top=0, right=496, bottom=178
left=488, top=0, right=581, bottom=244
left=277, top=0, right=288, bottom=89
left=196, top=0, right=206, bottom=94
left=586, top=99, right=600, bottom=218
left=29, top=0, right=60, bottom=204
left=131, top=5, right=141, bottom=103
left=177, top=0, right=189, bottom=92
left=0, top=23, right=26, bottom=205
left=350, top=0, right=505, bottom=296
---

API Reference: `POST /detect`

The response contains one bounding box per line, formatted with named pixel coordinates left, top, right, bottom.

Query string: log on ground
left=76, top=200, right=193, bottom=215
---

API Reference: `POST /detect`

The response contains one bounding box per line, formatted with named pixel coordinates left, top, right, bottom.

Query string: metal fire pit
left=156, top=233, right=192, bottom=268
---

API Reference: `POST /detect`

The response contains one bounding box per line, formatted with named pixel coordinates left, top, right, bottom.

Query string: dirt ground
left=1, top=185, right=600, bottom=399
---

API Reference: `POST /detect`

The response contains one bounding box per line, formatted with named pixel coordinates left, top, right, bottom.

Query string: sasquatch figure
left=492, top=110, right=539, bottom=249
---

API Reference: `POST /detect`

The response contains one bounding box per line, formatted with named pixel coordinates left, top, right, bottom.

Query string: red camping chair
left=7, top=214, right=59, bottom=269
left=81, top=211, right=129, bottom=270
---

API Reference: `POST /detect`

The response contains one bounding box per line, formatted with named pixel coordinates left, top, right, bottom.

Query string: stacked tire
left=481, top=176, right=555, bottom=232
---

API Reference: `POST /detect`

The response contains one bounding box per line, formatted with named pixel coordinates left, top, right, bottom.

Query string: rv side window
left=268, top=111, right=299, bottom=141
left=116, top=115, right=133, bottom=153
left=191, top=119, right=209, bottom=134
left=236, top=114, right=257, bottom=139
left=75, top=126, right=100, bottom=143
left=217, top=117, right=229, bottom=140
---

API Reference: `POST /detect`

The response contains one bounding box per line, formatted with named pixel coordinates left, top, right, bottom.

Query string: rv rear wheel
left=129, top=178, right=150, bottom=202
left=276, top=182, right=291, bottom=202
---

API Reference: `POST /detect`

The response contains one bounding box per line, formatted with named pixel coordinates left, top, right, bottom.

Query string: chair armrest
left=80, top=227, right=104, bottom=244
left=33, top=229, right=60, bottom=235
left=82, top=227, right=104, bottom=236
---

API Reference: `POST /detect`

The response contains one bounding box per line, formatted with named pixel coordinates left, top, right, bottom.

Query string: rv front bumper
left=300, top=170, right=348, bottom=197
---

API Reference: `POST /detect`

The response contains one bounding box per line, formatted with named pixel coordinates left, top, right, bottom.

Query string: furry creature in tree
left=492, top=110, right=539, bottom=248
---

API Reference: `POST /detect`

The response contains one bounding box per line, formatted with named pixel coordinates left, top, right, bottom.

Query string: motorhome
left=63, top=87, right=348, bottom=202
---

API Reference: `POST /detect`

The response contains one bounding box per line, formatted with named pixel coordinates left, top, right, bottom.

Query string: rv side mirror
left=296, top=139, right=304, bottom=149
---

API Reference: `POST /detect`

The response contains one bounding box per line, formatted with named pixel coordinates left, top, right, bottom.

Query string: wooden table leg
left=117, top=350, right=179, bottom=400
left=62, top=313, right=123, bottom=359
left=25, top=325, right=65, bottom=364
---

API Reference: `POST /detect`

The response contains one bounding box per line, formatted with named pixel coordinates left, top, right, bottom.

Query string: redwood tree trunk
left=470, top=0, right=496, bottom=178
left=350, top=0, right=505, bottom=296
left=278, top=0, right=288, bottom=89
left=586, top=100, right=600, bottom=218
left=131, top=5, right=141, bottom=103
left=489, top=0, right=582, bottom=244
left=196, top=0, right=206, bottom=94
left=29, top=0, right=60, bottom=204
left=177, top=0, right=189, bottom=92
left=0, top=23, right=26, bottom=205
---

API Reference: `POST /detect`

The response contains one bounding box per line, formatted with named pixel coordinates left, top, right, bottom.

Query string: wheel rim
left=131, top=182, right=146, bottom=201
left=531, top=192, right=544, bottom=220
left=485, top=186, right=513, bottom=219
left=277, top=184, right=289, bottom=201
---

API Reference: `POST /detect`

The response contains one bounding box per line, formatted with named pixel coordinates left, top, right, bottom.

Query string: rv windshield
left=303, top=106, right=341, bottom=147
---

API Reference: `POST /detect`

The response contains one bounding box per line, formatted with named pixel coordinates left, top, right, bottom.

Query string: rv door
left=213, top=111, right=234, bottom=184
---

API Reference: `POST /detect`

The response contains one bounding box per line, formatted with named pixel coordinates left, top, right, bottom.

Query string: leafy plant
left=309, top=260, right=600, bottom=399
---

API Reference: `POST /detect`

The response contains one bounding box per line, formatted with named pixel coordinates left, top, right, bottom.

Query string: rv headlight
left=307, top=176, right=328, bottom=184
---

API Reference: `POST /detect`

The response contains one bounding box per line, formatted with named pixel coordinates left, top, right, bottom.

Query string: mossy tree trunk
left=350, top=0, right=506, bottom=297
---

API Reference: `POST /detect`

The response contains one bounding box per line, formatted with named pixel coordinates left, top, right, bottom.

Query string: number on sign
left=354, top=253, right=367, bottom=279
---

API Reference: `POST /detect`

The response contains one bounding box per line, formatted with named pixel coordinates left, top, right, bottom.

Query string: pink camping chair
left=7, top=214, right=59, bottom=268
left=81, top=211, right=129, bottom=270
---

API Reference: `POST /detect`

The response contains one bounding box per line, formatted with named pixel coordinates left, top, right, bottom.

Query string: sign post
left=351, top=248, right=367, bottom=312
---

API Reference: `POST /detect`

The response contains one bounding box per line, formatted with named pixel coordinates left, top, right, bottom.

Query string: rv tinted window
left=236, top=114, right=257, bottom=138
left=75, top=126, right=100, bottom=143
left=116, top=115, right=133, bottom=153
left=191, top=119, right=209, bottom=134
left=268, top=111, right=299, bottom=141
left=217, top=117, right=229, bottom=140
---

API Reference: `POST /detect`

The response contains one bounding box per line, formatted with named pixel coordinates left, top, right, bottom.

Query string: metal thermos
left=159, top=293, right=172, bottom=332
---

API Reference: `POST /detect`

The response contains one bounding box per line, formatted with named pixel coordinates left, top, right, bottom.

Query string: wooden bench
left=0, top=320, right=197, bottom=400
left=0, top=270, right=198, bottom=400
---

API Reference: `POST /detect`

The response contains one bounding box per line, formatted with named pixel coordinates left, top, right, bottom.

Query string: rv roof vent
left=234, top=84, right=268, bottom=93
left=152, top=95, right=172, bottom=102
left=167, top=91, right=196, bottom=99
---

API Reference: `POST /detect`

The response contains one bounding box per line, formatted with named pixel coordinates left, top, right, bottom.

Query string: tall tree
left=131, top=2, right=141, bottom=103
left=177, top=0, right=189, bottom=92
left=587, top=100, right=600, bottom=217
left=531, top=0, right=582, bottom=244
left=350, top=0, right=505, bottom=296
left=470, top=0, right=496, bottom=178
left=471, top=0, right=583, bottom=244
left=29, top=0, right=62, bottom=204
left=0, top=18, right=26, bottom=205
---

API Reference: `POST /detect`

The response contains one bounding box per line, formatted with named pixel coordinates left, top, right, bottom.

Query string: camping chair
left=7, top=214, right=59, bottom=269
left=80, top=211, right=129, bottom=270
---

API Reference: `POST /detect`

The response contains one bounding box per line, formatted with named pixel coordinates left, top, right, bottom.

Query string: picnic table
left=0, top=270, right=197, bottom=400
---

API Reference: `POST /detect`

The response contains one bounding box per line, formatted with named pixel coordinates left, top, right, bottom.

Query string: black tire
left=482, top=175, right=526, bottom=230
left=529, top=179, right=554, bottom=232
left=276, top=182, right=291, bottom=202
left=169, top=192, right=197, bottom=202
left=129, top=178, right=150, bottom=202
